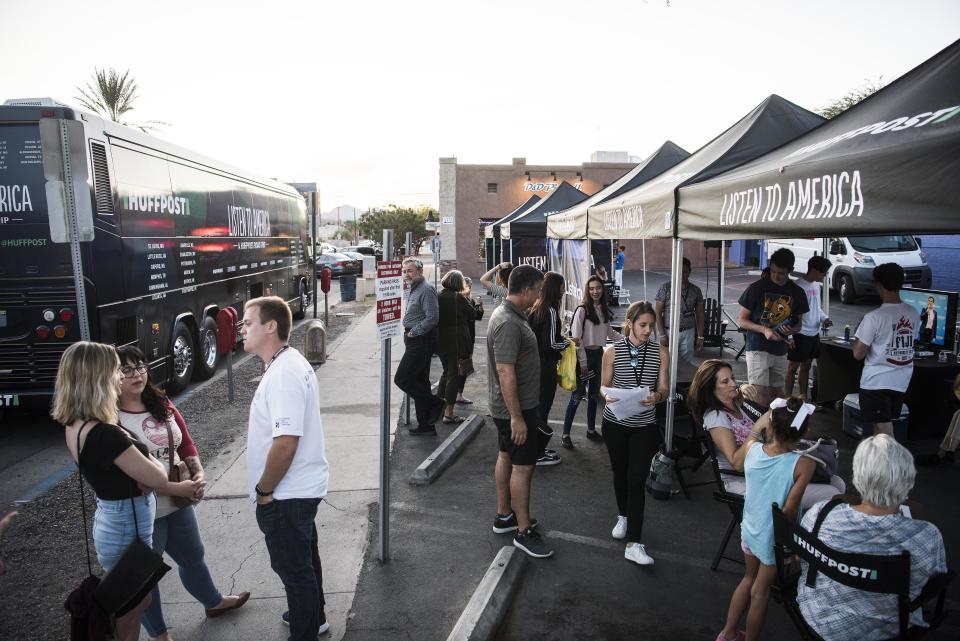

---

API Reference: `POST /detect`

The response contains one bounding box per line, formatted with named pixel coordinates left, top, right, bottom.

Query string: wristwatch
left=255, top=484, right=273, bottom=497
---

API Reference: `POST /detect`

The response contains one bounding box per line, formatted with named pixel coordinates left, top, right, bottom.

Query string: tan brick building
left=438, top=156, right=709, bottom=281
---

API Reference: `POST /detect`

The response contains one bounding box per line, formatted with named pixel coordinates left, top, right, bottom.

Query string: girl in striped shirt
left=600, top=301, right=669, bottom=565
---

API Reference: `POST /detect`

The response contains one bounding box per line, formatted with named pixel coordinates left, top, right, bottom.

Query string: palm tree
left=75, top=67, right=168, bottom=132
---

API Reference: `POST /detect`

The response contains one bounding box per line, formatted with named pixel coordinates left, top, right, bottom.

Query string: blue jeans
left=141, top=505, right=223, bottom=637
left=93, top=493, right=155, bottom=571
left=256, top=498, right=325, bottom=641
left=563, top=348, right=603, bottom=434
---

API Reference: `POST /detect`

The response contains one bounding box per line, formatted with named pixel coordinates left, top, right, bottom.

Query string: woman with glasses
left=116, top=345, right=249, bottom=641
left=599, top=301, right=668, bottom=566
left=53, top=342, right=199, bottom=641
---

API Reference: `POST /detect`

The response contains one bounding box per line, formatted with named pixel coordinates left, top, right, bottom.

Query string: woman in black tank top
left=599, top=301, right=669, bottom=566
left=52, top=341, right=198, bottom=641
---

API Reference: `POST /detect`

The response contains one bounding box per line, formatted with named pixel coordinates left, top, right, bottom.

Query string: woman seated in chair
left=796, top=435, right=948, bottom=641
left=688, top=359, right=845, bottom=508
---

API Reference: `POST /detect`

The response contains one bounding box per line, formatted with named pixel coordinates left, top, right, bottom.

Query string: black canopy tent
left=587, top=95, right=825, bottom=240
left=545, top=140, right=691, bottom=240
left=483, top=195, right=541, bottom=270
left=546, top=140, right=691, bottom=301
left=500, top=182, right=590, bottom=269
left=680, top=39, right=960, bottom=239
left=583, top=94, right=826, bottom=453
left=650, top=40, right=960, bottom=451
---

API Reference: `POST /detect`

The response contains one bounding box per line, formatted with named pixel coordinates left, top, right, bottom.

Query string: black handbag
left=457, top=357, right=475, bottom=376
left=72, top=422, right=171, bottom=621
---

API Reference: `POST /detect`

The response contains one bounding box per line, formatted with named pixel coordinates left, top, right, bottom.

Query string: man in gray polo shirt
left=487, top=264, right=553, bottom=558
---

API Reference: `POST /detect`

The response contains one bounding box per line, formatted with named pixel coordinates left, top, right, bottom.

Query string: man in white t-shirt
left=786, top=255, right=832, bottom=398
left=242, top=296, right=330, bottom=639
left=852, top=264, right=920, bottom=439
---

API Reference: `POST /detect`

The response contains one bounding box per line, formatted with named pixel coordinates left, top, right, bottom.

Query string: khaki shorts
left=745, top=350, right=787, bottom=388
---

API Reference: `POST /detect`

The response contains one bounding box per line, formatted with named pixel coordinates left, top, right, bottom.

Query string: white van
left=765, top=235, right=932, bottom=304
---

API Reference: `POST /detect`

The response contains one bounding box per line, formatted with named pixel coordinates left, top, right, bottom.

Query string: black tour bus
left=0, top=98, right=312, bottom=411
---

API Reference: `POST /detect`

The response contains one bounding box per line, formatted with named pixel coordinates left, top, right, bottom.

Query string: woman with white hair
left=795, top=435, right=948, bottom=640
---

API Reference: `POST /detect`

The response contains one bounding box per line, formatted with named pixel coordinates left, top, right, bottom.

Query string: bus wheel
left=293, top=279, right=309, bottom=320
left=167, top=321, right=195, bottom=394
left=194, top=316, right=219, bottom=380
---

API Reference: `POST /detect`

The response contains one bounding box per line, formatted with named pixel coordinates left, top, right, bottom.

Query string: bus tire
left=167, top=321, right=195, bottom=394
left=194, top=315, right=219, bottom=381
left=293, top=279, right=309, bottom=320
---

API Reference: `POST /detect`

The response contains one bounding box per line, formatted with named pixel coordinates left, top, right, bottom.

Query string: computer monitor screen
left=899, top=287, right=958, bottom=351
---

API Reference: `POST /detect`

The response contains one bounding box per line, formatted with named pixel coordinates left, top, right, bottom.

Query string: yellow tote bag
left=556, top=338, right=578, bottom=391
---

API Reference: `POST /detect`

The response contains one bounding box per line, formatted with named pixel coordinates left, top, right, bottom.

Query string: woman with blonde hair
left=53, top=341, right=199, bottom=641
left=599, top=300, right=668, bottom=565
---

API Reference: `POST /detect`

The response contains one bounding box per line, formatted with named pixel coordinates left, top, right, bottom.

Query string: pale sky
left=1, top=0, right=957, bottom=211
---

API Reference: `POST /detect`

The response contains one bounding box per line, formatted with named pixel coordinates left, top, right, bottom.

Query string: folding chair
left=702, top=297, right=733, bottom=357
left=772, top=501, right=955, bottom=641
left=656, top=384, right=710, bottom=499
left=618, top=288, right=631, bottom=305
left=702, top=423, right=746, bottom=570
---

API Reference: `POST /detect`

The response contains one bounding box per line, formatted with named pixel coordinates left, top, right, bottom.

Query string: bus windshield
left=848, top=235, right=918, bottom=253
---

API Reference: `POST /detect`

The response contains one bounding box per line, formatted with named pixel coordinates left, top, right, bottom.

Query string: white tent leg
left=642, top=239, right=648, bottom=301
left=664, top=238, right=684, bottom=452
left=822, top=237, right=830, bottom=319
left=719, top=241, right=726, bottom=309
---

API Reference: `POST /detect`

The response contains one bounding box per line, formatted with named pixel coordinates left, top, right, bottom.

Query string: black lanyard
left=265, top=345, right=289, bottom=372
left=627, top=339, right=648, bottom=387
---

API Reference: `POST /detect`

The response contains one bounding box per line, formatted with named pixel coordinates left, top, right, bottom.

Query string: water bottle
left=844, top=325, right=851, bottom=341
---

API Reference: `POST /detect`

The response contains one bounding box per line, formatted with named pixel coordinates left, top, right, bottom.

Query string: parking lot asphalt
left=343, top=267, right=960, bottom=641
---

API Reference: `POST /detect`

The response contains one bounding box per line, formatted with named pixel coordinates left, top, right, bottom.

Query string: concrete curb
left=409, top=413, right=485, bottom=485
left=445, top=546, right=527, bottom=641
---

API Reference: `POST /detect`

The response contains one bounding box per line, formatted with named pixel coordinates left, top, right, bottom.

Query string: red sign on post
left=376, top=261, right=403, bottom=341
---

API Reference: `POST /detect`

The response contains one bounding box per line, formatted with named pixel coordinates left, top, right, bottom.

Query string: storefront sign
left=524, top=182, right=583, bottom=192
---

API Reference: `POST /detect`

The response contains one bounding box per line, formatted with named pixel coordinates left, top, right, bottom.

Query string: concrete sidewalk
left=147, top=306, right=402, bottom=641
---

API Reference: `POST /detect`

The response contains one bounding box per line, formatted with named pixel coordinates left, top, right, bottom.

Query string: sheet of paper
left=601, top=385, right=650, bottom=422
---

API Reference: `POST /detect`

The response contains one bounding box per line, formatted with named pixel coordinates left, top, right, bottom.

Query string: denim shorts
left=92, top=493, right=156, bottom=572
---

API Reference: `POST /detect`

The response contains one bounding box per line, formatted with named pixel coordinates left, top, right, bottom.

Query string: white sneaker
left=625, top=542, right=654, bottom=565
left=611, top=515, right=628, bottom=540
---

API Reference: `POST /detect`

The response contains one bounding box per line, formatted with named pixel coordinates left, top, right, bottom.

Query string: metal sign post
left=310, top=193, right=319, bottom=319
left=432, top=233, right=440, bottom=290
left=377, top=229, right=401, bottom=562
